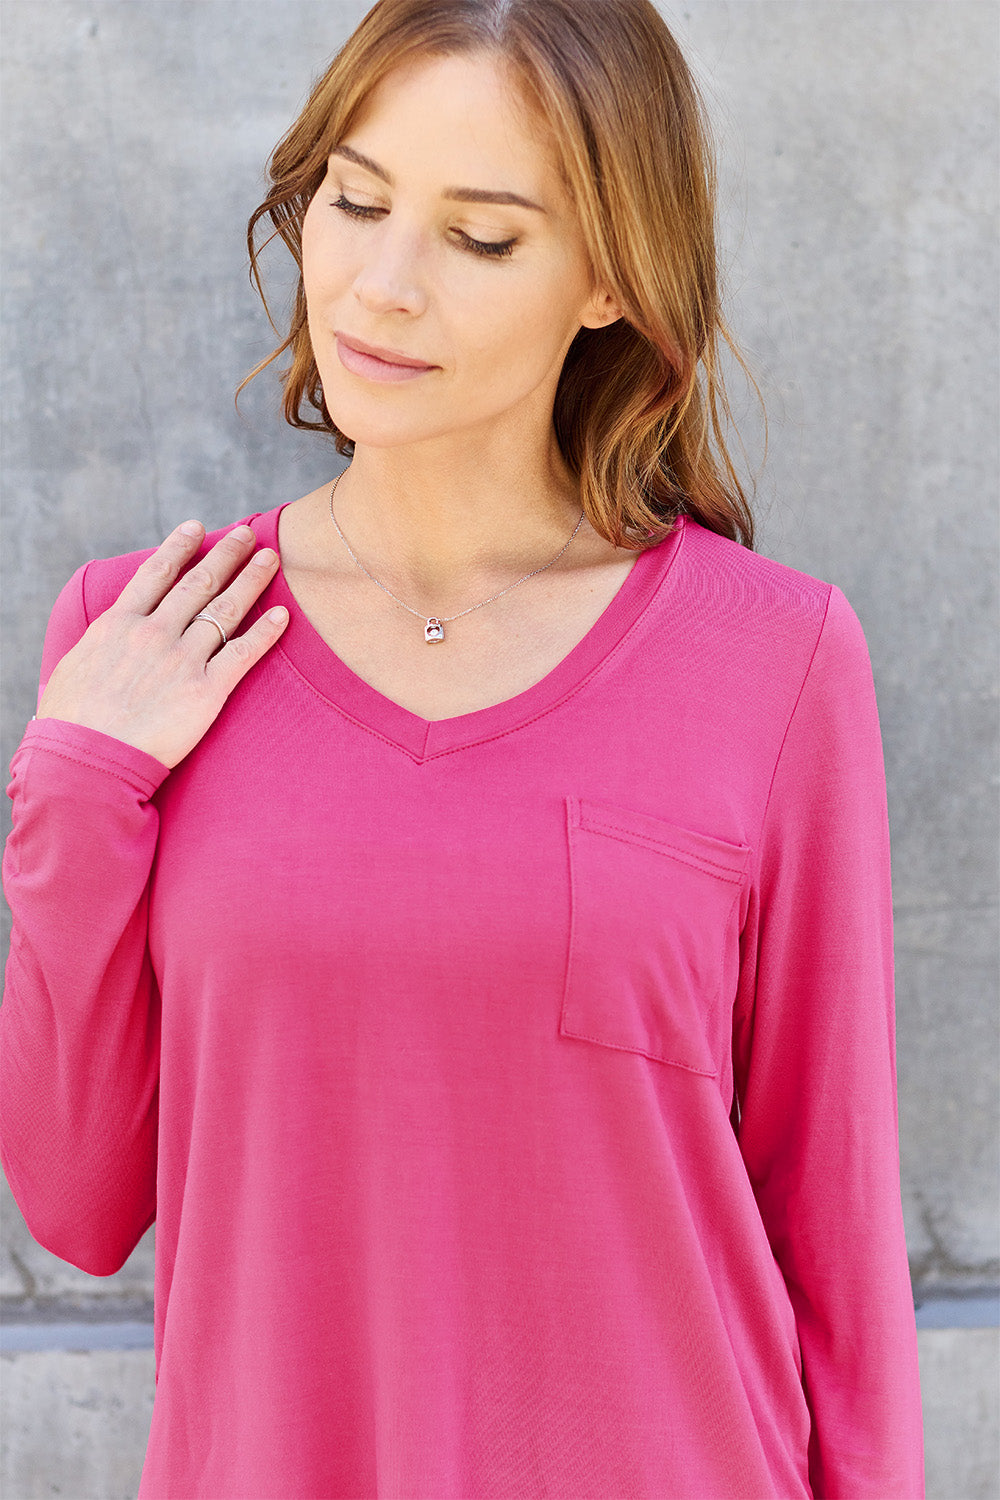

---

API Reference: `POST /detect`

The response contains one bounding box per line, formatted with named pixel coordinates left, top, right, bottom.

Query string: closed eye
left=330, top=194, right=517, bottom=260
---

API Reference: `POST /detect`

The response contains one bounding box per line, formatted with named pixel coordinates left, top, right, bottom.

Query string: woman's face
left=300, top=51, right=620, bottom=451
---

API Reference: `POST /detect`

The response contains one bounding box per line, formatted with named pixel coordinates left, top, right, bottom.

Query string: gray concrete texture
left=1, top=0, right=997, bottom=1493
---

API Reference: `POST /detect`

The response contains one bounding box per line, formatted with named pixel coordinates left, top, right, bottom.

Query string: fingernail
left=252, top=547, right=277, bottom=566
left=267, top=606, right=288, bottom=624
left=180, top=520, right=203, bottom=537
left=231, top=525, right=254, bottom=541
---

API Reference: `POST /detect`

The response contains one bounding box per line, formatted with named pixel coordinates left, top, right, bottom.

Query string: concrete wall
left=2, top=1, right=997, bottom=1495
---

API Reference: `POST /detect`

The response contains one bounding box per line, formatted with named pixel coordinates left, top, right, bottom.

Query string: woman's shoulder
left=35, top=507, right=283, bottom=701
left=75, top=506, right=281, bottom=620
left=669, top=515, right=871, bottom=677
left=676, top=514, right=830, bottom=609
left=676, top=516, right=861, bottom=632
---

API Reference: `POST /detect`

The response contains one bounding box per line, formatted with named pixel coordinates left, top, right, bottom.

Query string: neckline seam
left=417, top=521, right=687, bottom=760
left=270, top=644, right=434, bottom=764
left=255, top=503, right=687, bottom=762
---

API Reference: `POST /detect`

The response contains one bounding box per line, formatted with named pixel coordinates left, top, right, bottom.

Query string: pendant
left=424, top=617, right=445, bottom=643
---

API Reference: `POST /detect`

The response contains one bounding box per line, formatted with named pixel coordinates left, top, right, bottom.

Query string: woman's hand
left=36, top=521, right=289, bottom=769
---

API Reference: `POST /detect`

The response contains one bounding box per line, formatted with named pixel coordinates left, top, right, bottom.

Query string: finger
left=108, top=520, right=207, bottom=617
left=206, top=605, right=289, bottom=688
left=181, top=545, right=281, bottom=653
left=154, top=525, right=258, bottom=632
left=185, top=611, right=229, bottom=653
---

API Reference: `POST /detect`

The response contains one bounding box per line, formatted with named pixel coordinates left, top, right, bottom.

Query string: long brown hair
left=242, top=0, right=758, bottom=549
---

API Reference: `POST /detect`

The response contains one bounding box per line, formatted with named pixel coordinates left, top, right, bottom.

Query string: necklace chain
left=327, top=468, right=586, bottom=642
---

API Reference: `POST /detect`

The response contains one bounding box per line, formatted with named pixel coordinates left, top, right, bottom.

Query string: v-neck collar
left=247, top=502, right=687, bottom=763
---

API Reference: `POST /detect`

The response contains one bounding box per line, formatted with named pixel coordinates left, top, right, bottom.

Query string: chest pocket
left=560, top=796, right=751, bottom=1076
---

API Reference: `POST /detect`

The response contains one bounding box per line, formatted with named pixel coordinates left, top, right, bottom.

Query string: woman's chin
left=324, top=404, right=458, bottom=452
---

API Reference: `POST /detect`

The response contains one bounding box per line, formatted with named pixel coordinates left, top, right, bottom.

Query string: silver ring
left=190, top=610, right=227, bottom=648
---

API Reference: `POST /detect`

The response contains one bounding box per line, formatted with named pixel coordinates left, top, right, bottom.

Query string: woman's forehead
left=344, top=52, right=563, bottom=201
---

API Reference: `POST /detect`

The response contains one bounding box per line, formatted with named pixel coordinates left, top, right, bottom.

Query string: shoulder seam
left=755, top=580, right=835, bottom=854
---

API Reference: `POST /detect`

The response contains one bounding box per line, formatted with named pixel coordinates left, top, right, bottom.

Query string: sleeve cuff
left=19, top=718, right=172, bottom=796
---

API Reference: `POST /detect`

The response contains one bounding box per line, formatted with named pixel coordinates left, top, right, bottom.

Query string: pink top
left=1, top=505, right=924, bottom=1499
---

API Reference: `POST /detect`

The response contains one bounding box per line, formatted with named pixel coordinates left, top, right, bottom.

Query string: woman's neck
left=326, top=443, right=586, bottom=611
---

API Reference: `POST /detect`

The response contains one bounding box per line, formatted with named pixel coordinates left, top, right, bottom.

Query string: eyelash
left=330, top=194, right=517, bottom=260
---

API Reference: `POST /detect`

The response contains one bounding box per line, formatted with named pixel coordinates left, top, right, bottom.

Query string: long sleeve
left=732, top=585, right=925, bottom=1498
left=1, top=564, right=171, bottom=1274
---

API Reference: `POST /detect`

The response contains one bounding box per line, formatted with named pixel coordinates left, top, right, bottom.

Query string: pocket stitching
left=558, top=1017, right=720, bottom=1076
left=563, top=800, right=749, bottom=1076
left=578, top=816, right=749, bottom=884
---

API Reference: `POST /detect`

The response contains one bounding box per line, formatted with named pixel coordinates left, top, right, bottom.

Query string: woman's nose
left=352, top=223, right=428, bottom=317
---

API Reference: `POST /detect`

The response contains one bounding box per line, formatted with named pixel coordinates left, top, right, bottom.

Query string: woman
left=1, top=1, right=924, bottom=1496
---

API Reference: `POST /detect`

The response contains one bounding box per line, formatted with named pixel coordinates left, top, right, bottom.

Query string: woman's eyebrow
left=329, top=143, right=548, bottom=213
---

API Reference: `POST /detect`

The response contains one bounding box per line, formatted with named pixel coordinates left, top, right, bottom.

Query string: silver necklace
left=328, top=468, right=586, bottom=643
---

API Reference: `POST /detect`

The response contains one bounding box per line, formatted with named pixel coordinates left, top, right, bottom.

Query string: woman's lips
left=335, top=335, right=436, bottom=384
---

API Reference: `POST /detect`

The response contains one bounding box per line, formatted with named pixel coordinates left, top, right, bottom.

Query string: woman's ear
left=580, top=286, right=624, bottom=331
